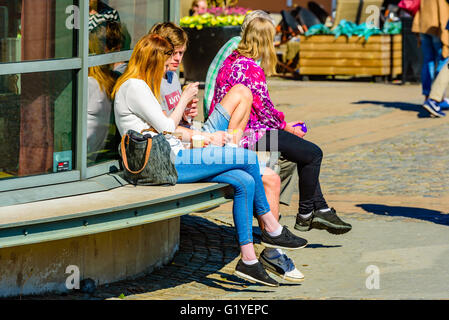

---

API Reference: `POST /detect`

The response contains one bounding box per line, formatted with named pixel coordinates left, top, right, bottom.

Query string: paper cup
left=192, top=135, right=205, bottom=148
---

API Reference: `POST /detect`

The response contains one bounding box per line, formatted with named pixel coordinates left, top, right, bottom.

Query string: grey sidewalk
left=26, top=79, right=449, bottom=300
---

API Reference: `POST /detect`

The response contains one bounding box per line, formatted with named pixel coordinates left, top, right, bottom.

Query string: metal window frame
left=0, top=58, right=82, bottom=76
left=0, top=0, right=178, bottom=194
left=87, top=50, right=133, bottom=68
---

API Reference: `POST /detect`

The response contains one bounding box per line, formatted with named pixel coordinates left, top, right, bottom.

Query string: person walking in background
left=425, top=60, right=449, bottom=112
left=423, top=17, right=449, bottom=114
left=412, top=0, right=449, bottom=117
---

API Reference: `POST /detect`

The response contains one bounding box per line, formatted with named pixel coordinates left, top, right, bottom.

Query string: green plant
left=180, top=13, right=246, bottom=29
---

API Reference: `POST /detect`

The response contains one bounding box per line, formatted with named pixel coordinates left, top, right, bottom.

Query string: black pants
left=255, top=130, right=328, bottom=214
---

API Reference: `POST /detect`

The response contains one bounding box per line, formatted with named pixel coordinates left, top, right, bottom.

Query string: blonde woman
left=211, top=17, right=353, bottom=238
left=112, top=34, right=308, bottom=287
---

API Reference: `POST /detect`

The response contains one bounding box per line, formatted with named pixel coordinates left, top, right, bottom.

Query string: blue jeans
left=175, top=147, right=271, bottom=246
left=201, top=103, right=230, bottom=133
left=420, top=33, right=449, bottom=97
left=201, top=103, right=268, bottom=173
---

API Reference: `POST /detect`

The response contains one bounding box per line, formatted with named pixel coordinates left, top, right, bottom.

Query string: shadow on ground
left=16, top=215, right=287, bottom=300
left=352, top=100, right=429, bottom=118
left=357, top=204, right=449, bottom=226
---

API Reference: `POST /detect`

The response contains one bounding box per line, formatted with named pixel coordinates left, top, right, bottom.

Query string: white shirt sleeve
left=125, top=80, right=176, bottom=133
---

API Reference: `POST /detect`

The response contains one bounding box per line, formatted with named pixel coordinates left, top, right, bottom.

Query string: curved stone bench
left=0, top=182, right=232, bottom=297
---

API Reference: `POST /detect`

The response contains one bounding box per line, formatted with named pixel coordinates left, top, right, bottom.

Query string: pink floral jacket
left=209, top=51, right=286, bottom=148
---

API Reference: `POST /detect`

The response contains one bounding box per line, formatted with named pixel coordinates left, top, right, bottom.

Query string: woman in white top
left=112, top=34, right=307, bottom=286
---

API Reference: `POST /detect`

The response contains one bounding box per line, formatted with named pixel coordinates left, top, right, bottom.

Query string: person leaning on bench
left=112, top=34, right=308, bottom=287
left=149, top=21, right=305, bottom=282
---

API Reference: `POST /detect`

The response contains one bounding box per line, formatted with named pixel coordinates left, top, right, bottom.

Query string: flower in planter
left=180, top=7, right=250, bottom=29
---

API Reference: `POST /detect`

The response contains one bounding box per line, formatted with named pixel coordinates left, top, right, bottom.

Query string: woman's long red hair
left=112, top=34, right=173, bottom=101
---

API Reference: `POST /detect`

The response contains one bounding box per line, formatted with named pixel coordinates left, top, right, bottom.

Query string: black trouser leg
left=255, top=130, right=328, bottom=214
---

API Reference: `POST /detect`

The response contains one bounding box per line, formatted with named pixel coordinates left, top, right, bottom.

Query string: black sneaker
left=295, top=208, right=352, bottom=235
left=234, top=259, right=279, bottom=287
left=260, top=226, right=308, bottom=250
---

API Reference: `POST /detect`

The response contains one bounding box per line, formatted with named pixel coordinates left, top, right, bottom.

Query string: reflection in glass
left=89, top=0, right=120, bottom=31
left=87, top=21, right=127, bottom=165
left=0, top=0, right=76, bottom=64
left=0, top=70, right=74, bottom=179
left=88, top=0, right=165, bottom=53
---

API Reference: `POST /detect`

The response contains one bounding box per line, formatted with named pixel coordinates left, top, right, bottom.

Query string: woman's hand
left=284, top=121, right=306, bottom=138
left=171, top=83, right=199, bottom=127
left=184, top=98, right=199, bottom=121
left=202, top=131, right=227, bottom=147
left=180, top=82, right=199, bottom=105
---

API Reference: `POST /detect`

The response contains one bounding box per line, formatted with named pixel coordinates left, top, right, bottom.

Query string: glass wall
left=86, top=0, right=167, bottom=167
left=0, top=0, right=76, bottom=181
left=0, top=0, right=76, bottom=63
left=88, top=0, right=165, bottom=54
left=0, top=0, right=175, bottom=188
left=0, top=70, right=74, bottom=179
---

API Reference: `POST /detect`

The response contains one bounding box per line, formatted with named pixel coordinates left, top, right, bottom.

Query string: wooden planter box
left=298, top=34, right=402, bottom=78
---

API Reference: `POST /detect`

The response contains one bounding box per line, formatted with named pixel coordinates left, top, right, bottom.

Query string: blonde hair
left=241, top=10, right=275, bottom=34
left=149, top=22, right=188, bottom=48
left=112, top=34, right=173, bottom=101
left=237, top=17, right=277, bottom=76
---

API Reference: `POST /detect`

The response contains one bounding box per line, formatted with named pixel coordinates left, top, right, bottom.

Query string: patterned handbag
left=119, top=129, right=178, bottom=186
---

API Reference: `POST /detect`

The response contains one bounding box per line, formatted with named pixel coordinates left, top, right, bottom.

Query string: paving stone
left=22, top=79, right=449, bottom=301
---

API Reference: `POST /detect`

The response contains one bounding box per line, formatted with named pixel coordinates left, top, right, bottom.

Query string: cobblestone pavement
left=26, top=78, right=449, bottom=300
left=320, top=122, right=449, bottom=198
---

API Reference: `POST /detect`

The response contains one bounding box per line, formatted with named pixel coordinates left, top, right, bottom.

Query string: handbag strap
left=141, top=127, right=172, bottom=135
left=120, top=133, right=153, bottom=175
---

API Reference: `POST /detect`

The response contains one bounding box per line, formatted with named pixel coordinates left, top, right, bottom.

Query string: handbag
left=119, top=128, right=178, bottom=186
left=398, top=0, right=420, bottom=16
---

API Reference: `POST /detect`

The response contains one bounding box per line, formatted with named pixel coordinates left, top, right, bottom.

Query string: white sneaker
left=260, top=250, right=304, bottom=282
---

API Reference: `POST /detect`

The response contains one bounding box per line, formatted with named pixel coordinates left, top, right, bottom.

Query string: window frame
left=0, top=0, right=179, bottom=193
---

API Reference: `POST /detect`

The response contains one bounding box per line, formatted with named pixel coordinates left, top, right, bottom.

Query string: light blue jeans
left=201, top=102, right=230, bottom=134
left=420, top=33, right=449, bottom=97
left=201, top=102, right=268, bottom=174
left=175, top=147, right=271, bottom=246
